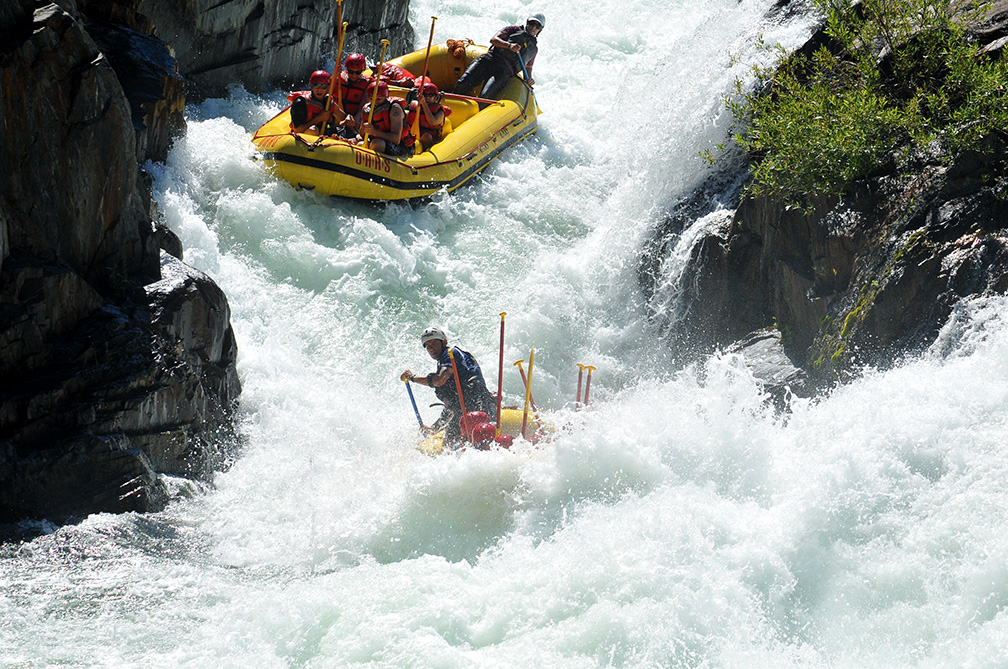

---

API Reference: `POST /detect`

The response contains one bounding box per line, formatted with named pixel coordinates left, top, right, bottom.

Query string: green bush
left=730, top=0, right=1008, bottom=205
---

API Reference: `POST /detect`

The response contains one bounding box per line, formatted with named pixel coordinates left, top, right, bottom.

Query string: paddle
left=412, top=16, right=437, bottom=153
left=513, top=359, right=538, bottom=413
left=325, top=0, right=344, bottom=118
left=521, top=348, right=535, bottom=439
left=575, top=363, right=585, bottom=408
left=584, top=365, right=596, bottom=405
left=401, top=376, right=425, bottom=429
left=448, top=347, right=470, bottom=441
left=515, top=51, right=541, bottom=115
left=362, top=39, right=390, bottom=148
left=496, top=312, right=506, bottom=431
left=517, top=51, right=533, bottom=89
left=440, top=91, right=505, bottom=106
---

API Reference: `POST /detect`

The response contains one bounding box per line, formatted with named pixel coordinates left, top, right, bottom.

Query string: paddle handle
left=363, top=39, right=390, bottom=147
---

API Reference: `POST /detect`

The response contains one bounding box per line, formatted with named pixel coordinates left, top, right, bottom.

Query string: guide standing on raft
left=452, top=13, right=544, bottom=100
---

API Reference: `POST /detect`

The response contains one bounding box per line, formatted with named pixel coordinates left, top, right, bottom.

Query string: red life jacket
left=339, top=73, right=372, bottom=116
left=407, top=99, right=452, bottom=137
left=366, top=98, right=415, bottom=147
left=380, top=63, right=416, bottom=86
left=287, top=91, right=327, bottom=119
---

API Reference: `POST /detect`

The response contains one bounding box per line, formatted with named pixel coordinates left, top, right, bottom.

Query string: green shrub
left=730, top=0, right=1008, bottom=206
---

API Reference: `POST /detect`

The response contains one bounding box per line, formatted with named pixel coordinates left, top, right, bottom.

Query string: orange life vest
left=365, top=98, right=415, bottom=147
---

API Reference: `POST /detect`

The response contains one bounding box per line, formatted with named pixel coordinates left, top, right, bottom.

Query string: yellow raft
left=417, top=408, right=550, bottom=456
left=251, top=42, right=539, bottom=200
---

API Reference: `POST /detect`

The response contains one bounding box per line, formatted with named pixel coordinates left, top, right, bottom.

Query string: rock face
left=641, top=3, right=1008, bottom=388
left=0, top=2, right=239, bottom=523
left=1, top=0, right=414, bottom=527
left=116, top=0, right=415, bottom=97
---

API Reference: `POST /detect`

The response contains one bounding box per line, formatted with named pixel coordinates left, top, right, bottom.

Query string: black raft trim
left=262, top=120, right=537, bottom=195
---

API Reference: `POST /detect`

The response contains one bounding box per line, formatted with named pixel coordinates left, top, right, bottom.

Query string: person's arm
left=490, top=26, right=522, bottom=53
left=291, top=105, right=332, bottom=134
left=401, top=368, right=451, bottom=386
left=419, top=96, right=444, bottom=126
left=361, top=105, right=404, bottom=144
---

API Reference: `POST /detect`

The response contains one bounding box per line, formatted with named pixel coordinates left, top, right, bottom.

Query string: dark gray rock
left=642, top=3, right=1008, bottom=385
left=726, top=328, right=810, bottom=409
left=1, top=4, right=158, bottom=292
left=116, top=0, right=415, bottom=97
left=1, top=3, right=240, bottom=525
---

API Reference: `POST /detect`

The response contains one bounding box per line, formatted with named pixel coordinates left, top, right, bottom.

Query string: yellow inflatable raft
left=417, top=408, right=551, bottom=456
left=251, top=42, right=538, bottom=200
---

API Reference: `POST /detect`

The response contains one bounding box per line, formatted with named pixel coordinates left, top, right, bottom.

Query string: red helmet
left=345, top=53, right=366, bottom=70
left=471, top=422, right=496, bottom=446
left=415, top=76, right=438, bottom=95
left=366, top=80, right=389, bottom=98
left=309, top=70, right=331, bottom=85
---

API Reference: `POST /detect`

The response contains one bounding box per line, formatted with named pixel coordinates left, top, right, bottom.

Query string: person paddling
left=400, top=327, right=496, bottom=446
left=333, top=53, right=373, bottom=138
left=452, top=13, right=544, bottom=100
left=288, top=70, right=337, bottom=134
left=408, top=77, right=451, bottom=148
left=353, top=80, right=415, bottom=157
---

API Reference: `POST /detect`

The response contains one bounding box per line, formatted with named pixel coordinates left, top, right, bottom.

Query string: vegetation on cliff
left=729, top=0, right=1008, bottom=205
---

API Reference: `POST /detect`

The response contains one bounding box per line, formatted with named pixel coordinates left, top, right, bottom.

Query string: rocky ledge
left=0, top=2, right=243, bottom=524
left=1, top=0, right=413, bottom=528
left=641, top=1, right=1008, bottom=399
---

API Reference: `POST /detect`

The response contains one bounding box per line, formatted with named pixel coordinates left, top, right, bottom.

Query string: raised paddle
left=448, top=347, right=469, bottom=441
left=575, top=363, right=585, bottom=409
left=521, top=348, right=535, bottom=439
left=326, top=0, right=345, bottom=115
left=411, top=16, right=437, bottom=152
left=584, top=365, right=596, bottom=406
left=362, top=39, right=390, bottom=148
left=496, top=312, right=506, bottom=432
left=513, top=359, right=538, bottom=413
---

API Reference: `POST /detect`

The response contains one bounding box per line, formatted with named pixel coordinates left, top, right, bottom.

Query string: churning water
left=4, top=0, right=1008, bottom=666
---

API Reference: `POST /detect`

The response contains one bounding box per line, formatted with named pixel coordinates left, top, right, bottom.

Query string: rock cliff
left=88, top=0, right=415, bottom=97
left=2, top=0, right=413, bottom=528
left=0, top=1, right=241, bottom=524
left=641, top=1, right=1008, bottom=393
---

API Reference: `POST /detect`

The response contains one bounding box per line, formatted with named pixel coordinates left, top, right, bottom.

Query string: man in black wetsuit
left=400, top=327, right=496, bottom=446
left=452, top=13, right=544, bottom=100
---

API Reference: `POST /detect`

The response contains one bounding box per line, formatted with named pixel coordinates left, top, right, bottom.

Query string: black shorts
left=379, top=141, right=413, bottom=158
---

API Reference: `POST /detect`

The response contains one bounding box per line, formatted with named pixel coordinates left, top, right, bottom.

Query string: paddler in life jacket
left=452, top=13, right=543, bottom=100
left=289, top=70, right=337, bottom=135
left=407, top=77, right=452, bottom=148
left=400, top=327, right=497, bottom=447
left=333, top=53, right=373, bottom=138
left=353, top=79, right=415, bottom=157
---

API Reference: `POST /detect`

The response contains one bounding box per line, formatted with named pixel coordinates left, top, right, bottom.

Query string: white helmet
left=420, top=327, right=447, bottom=345
left=527, top=13, right=545, bottom=29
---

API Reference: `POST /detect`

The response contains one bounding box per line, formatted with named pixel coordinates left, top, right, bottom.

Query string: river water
left=4, top=0, right=1008, bottom=666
